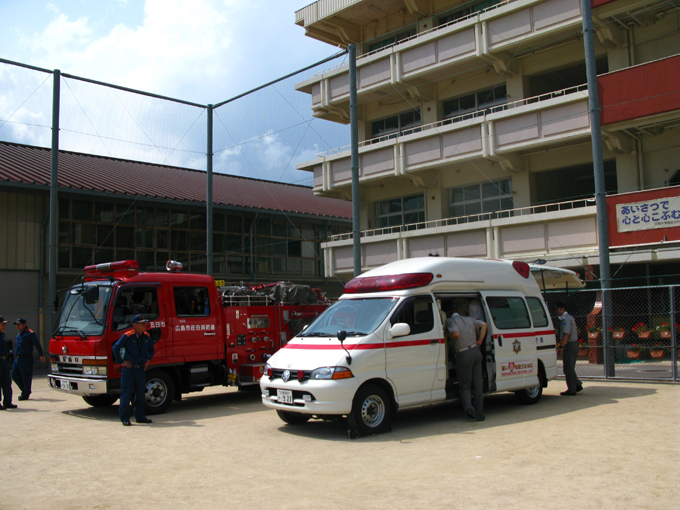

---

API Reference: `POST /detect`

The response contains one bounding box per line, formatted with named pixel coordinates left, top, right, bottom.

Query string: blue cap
left=132, top=315, right=148, bottom=324
left=0, top=316, right=7, bottom=323
left=14, top=317, right=27, bottom=324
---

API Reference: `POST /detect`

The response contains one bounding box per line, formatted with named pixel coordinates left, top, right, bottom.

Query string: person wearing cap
left=0, top=317, right=17, bottom=409
left=112, top=314, right=155, bottom=426
left=444, top=301, right=488, bottom=421
left=11, top=318, right=45, bottom=401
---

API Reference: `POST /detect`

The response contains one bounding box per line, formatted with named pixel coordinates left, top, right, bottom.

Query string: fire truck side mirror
left=84, top=285, right=99, bottom=305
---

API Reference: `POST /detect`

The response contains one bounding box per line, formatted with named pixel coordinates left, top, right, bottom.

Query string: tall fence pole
left=580, top=0, right=614, bottom=376
left=48, top=69, right=60, bottom=335
left=349, top=43, right=361, bottom=278
left=671, top=286, right=677, bottom=381
left=206, top=104, right=214, bottom=276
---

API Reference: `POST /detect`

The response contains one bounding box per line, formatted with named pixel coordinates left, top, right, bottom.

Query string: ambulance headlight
left=310, top=367, right=353, bottom=380
left=264, top=364, right=273, bottom=377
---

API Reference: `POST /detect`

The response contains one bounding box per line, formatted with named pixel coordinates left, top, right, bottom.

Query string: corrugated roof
left=0, top=141, right=352, bottom=220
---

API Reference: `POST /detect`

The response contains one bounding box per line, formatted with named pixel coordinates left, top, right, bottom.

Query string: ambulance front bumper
left=48, top=374, right=110, bottom=396
left=260, top=376, right=356, bottom=416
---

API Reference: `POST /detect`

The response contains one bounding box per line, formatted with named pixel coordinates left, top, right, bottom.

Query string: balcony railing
left=329, top=196, right=595, bottom=242
left=315, top=0, right=519, bottom=76
left=317, top=84, right=588, bottom=158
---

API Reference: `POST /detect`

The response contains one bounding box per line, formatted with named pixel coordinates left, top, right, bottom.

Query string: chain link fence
left=546, top=285, right=679, bottom=382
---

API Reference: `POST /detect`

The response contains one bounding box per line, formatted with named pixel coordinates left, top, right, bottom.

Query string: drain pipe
left=249, top=213, right=259, bottom=282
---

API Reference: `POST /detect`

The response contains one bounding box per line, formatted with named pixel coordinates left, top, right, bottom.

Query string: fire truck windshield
left=55, top=283, right=114, bottom=338
left=298, top=297, right=399, bottom=338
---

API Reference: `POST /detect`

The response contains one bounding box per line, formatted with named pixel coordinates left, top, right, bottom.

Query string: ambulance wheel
left=276, top=410, right=311, bottom=425
left=515, top=384, right=542, bottom=405
left=348, top=385, right=391, bottom=436
left=82, top=394, right=118, bottom=408
left=144, top=370, right=174, bottom=415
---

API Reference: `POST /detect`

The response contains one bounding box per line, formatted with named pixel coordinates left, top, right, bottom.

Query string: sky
left=0, top=0, right=350, bottom=185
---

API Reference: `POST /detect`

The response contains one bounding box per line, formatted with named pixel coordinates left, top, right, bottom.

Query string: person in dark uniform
left=11, top=318, right=45, bottom=401
left=0, top=316, right=18, bottom=409
left=556, top=301, right=583, bottom=396
left=112, top=315, right=155, bottom=426
left=444, top=302, right=488, bottom=421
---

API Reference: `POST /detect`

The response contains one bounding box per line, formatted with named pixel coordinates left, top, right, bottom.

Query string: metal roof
left=0, top=142, right=352, bottom=220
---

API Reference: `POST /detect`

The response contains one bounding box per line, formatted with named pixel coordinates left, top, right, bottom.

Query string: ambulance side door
left=385, top=295, right=440, bottom=406
left=170, top=284, right=219, bottom=360
left=483, top=291, right=539, bottom=392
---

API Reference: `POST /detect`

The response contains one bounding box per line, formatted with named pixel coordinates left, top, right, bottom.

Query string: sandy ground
left=1, top=376, right=678, bottom=510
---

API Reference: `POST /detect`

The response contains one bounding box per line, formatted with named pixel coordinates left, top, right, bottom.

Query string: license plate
left=60, top=379, right=70, bottom=391
left=277, top=389, right=293, bottom=404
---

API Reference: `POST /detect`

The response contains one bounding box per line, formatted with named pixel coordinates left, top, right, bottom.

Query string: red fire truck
left=47, top=260, right=329, bottom=414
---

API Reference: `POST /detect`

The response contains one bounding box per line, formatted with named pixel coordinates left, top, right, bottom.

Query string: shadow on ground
left=61, top=386, right=266, bottom=425
left=276, top=384, right=657, bottom=442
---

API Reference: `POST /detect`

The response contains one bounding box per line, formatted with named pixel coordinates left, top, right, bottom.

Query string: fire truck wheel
left=144, top=370, right=175, bottom=415
left=348, top=384, right=392, bottom=437
left=276, top=410, right=311, bottom=425
left=514, top=384, right=543, bottom=405
left=82, top=395, right=119, bottom=408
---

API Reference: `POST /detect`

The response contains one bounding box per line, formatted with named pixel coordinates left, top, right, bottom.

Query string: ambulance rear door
left=482, top=291, right=539, bottom=392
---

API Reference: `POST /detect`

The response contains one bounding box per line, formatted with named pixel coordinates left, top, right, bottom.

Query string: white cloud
left=20, top=0, right=237, bottom=100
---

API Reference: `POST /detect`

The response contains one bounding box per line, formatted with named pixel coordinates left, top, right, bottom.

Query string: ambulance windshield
left=54, top=283, right=114, bottom=338
left=299, top=297, right=398, bottom=338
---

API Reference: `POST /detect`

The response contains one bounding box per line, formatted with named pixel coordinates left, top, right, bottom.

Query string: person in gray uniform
left=444, top=302, right=488, bottom=421
left=556, top=301, right=583, bottom=396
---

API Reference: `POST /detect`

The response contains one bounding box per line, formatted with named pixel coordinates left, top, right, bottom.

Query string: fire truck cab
left=48, top=260, right=328, bottom=414
left=260, top=257, right=584, bottom=436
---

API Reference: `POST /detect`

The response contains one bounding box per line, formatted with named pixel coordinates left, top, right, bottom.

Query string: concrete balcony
left=300, top=85, right=591, bottom=196
left=296, top=0, right=584, bottom=122
left=322, top=198, right=600, bottom=277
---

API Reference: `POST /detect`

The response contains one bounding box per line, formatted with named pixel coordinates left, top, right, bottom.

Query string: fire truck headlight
left=83, top=366, right=107, bottom=376
left=51, top=363, right=59, bottom=372
left=310, top=367, right=353, bottom=380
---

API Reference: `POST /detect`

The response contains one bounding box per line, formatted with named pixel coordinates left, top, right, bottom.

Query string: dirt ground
left=1, top=376, right=678, bottom=510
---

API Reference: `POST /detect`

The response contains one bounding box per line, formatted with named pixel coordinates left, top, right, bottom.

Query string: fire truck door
left=111, top=285, right=168, bottom=357
left=170, top=284, right=219, bottom=359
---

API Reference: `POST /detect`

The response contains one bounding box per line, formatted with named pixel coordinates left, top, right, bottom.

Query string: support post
left=349, top=44, right=361, bottom=277
left=206, top=104, right=214, bottom=276
left=671, top=286, right=677, bottom=382
left=580, top=0, right=614, bottom=376
left=48, top=69, right=60, bottom=335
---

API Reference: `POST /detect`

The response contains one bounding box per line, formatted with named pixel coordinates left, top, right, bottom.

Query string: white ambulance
left=260, top=257, right=583, bottom=436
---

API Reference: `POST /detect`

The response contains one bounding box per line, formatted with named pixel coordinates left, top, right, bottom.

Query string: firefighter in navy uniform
left=112, top=315, right=155, bottom=426
left=12, top=318, right=45, bottom=400
left=0, top=316, right=18, bottom=409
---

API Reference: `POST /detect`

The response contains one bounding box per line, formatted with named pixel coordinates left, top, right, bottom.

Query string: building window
left=448, top=179, right=513, bottom=221
left=442, top=85, right=507, bottom=121
left=375, top=194, right=425, bottom=229
left=371, top=110, right=421, bottom=140
left=368, top=28, right=416, bottom=53
left=56, top=199, right=335, bottom=280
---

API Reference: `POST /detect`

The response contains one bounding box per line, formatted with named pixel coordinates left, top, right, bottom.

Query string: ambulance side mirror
left=389, top=323, right=411, bottom=338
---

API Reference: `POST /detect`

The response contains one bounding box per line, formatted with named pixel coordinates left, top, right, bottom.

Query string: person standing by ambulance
left=12, top=318, right=45, bottom=400
left=0, top=316, right=18, bottom=409
left=555, top=301, right=583, bottom=396
left=112, top=315, right=155, bottom=426
left=445, top=302, right=488, bottom=421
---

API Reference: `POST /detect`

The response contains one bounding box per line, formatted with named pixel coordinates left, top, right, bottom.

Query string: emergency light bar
left=512, top=261, right=531, bottom=279
left=344, top=273, right=434, bottom=293
left=83, top=260, right=139, bottom=275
